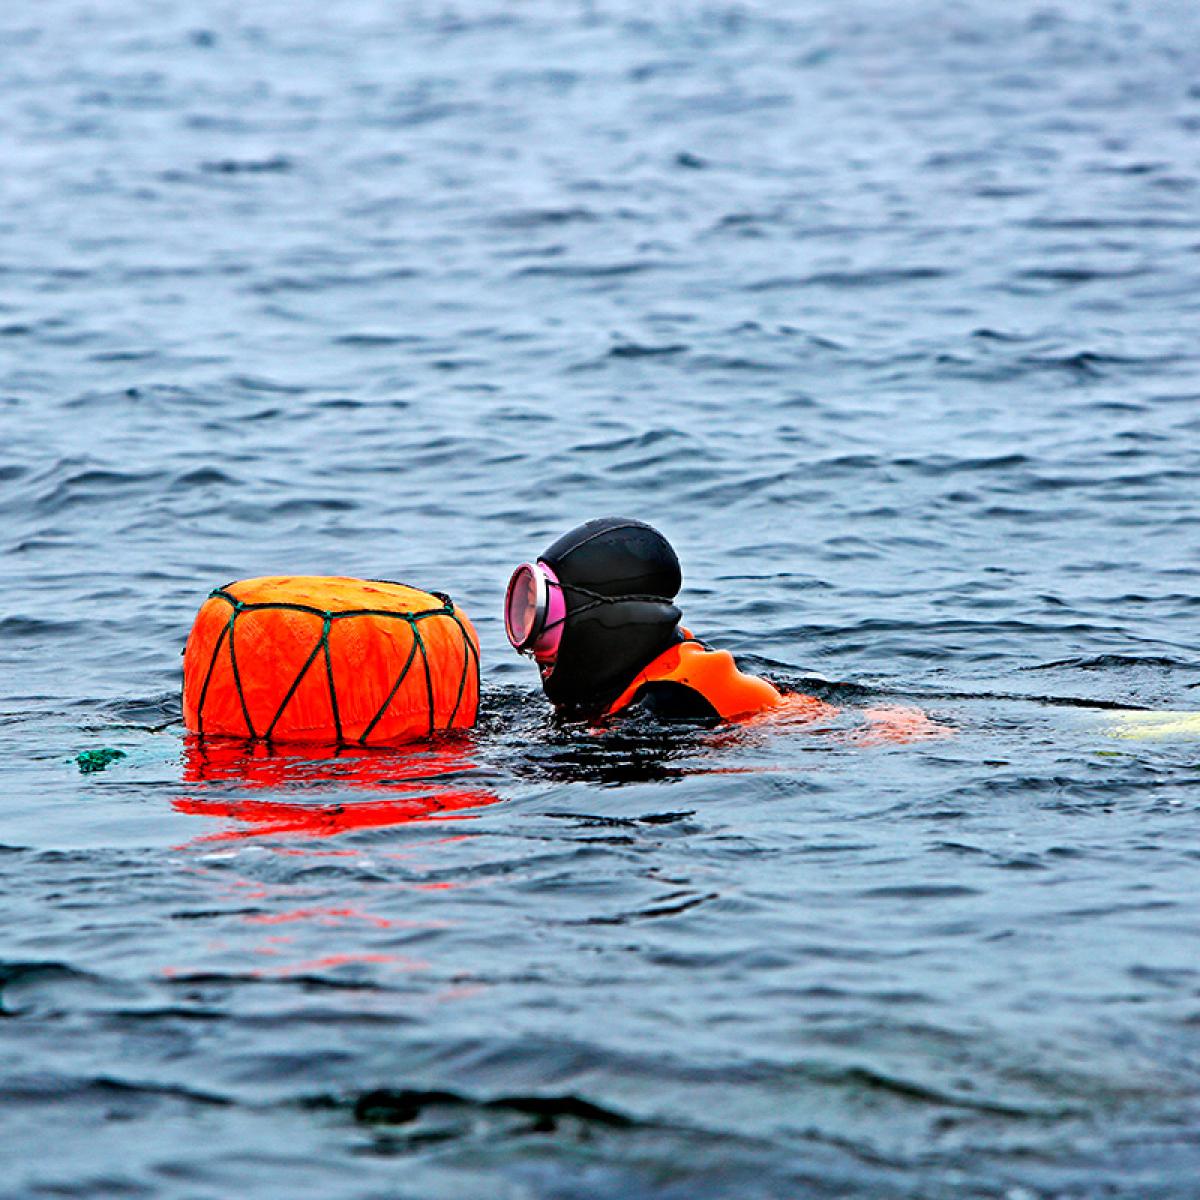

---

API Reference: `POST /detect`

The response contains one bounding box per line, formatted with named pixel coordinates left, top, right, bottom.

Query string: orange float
left=182, top=576, right=479, bottom=745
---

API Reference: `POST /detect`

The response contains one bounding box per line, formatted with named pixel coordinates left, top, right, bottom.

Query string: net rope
left=195, top=585, right=479, bottom=745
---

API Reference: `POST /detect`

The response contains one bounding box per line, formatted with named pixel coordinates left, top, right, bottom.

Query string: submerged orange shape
left=176, top=737, right=501, bottom=840
left=182, top=576, right=480, bottom=745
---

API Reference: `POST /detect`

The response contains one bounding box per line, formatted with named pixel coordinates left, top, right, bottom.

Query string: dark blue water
left=4, top=1, right=1200, bottom=1195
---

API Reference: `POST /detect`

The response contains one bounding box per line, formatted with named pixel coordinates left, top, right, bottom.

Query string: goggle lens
left=504, top=560, right=566, bottom=662
left=504, top=563, right=543, bottom=649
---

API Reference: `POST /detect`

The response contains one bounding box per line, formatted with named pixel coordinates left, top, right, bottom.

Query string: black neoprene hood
left=535, top=517, right=683, bottom=717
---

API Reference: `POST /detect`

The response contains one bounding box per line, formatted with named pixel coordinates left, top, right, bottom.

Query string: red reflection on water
left=162, top=951, right=427, bottom=980
left=268, top=952, right=427, bottom=977
left=243, top=906, right=446, bottom=929
left=175, top=736, right=502, bottom=842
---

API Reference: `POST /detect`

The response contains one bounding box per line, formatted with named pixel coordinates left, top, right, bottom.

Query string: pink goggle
left=504, top=561, right=566, bottom=663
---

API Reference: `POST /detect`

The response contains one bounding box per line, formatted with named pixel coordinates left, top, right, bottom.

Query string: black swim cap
left=537, top=517, right=683, bottom=717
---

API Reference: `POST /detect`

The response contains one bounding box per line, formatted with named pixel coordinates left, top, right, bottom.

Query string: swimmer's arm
left=852, top=705, right=952, bottom=743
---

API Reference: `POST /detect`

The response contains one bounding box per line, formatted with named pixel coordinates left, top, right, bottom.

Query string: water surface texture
left=3, top=2, right=1200, bottom=1196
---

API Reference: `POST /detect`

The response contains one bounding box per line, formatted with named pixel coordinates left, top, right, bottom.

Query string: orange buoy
left=182, top=576, right=480, bottom=745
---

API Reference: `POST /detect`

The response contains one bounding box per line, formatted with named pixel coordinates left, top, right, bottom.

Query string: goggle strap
left=556, top=581, right=674, bottom=606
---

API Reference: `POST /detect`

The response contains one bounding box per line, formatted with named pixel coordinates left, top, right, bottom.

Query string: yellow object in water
left=1107, top=710, right=1200, bottom=740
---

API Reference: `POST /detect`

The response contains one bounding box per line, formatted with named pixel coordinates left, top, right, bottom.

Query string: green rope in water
left=76, top=747, right=126, bottom=774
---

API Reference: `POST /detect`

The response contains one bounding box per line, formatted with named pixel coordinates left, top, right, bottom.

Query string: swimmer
left=504, top=517, right=948, bottom=743
left=504, top=517, right=817, bottom=724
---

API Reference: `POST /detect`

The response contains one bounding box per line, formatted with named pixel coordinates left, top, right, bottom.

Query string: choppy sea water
left=3, top=1, right=1200, bottom=1196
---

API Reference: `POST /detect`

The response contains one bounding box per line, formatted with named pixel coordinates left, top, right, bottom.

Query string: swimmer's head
left=504, top=517, right=683, bottom=717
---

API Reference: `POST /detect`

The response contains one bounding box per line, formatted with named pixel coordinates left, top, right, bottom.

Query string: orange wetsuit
left=602, top=633, right=946, bottom=741
left=604, top=634, right=787, bottom=722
